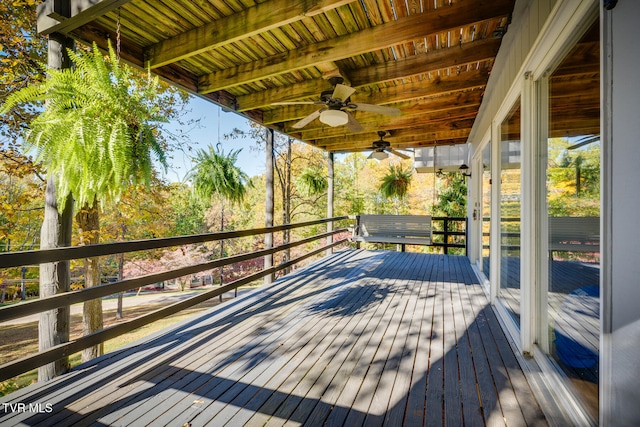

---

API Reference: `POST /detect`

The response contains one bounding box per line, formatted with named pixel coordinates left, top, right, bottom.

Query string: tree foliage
left=0, top=0, right=46, bottom=146
left=547, top=137, right=600, bottom=216
left=431, top=172, right=467, bottom=217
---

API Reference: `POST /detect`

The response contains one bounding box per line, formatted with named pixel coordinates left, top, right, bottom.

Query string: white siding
left=602, top=1, right=640, bottom=424
left=468, top=0, right=557, bottom=147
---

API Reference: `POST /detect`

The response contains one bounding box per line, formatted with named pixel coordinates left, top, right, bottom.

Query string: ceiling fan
left=272, top=77, right=401, bottom=132
left=367, top=131, right=411, bottom=160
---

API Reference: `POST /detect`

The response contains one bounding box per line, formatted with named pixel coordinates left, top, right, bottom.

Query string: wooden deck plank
left=80, top=253, right=359, bottom=427
left=320, top=253, right=417, bottom=427
left=424, top=257, right=445, bottom=426
left=244, top=251, right=410, bottom=427
left=451, top=267, right=485, bottom=427
left=288, top=251, right=419, bottom=427
left=198, top=251, right=392, bottom=426
left=21, top=252, right=359, bottom=427
left=0, top=250, right=548, bottom=427
left=341, top=253, right=421, bottom=426
left=443, top=256, right=464, bottom=427
left=463, top=275, right=530, bottom=426
left=381, top=253, right=436, bottom=426
left=400, top=255, right=439, bottom=426
left=297, top=254, right=431, bottom=427
left=453, top=255, right=507, bottom=427
left=142, top=251, right=383, bottom=427
left=283, top=253, right=424, bottom=427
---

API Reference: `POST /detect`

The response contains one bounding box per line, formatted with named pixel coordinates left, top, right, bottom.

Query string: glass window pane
left=547, top=20, right=600, bottom=420
left=499, top=100, right=522, bottom=324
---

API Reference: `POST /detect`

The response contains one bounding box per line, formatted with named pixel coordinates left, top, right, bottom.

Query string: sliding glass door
left=545, top=20, right=600, bottom=420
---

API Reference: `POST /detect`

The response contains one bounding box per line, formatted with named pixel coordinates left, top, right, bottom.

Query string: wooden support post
left=443, top=216, right=449, bottom=255
left=264, top=128, right=274, bottom=285
left=326, top=152, right=334, bottom=256
left=38, top=33, right=74, bottom=382
left=355, top=215, right=361, bottom=249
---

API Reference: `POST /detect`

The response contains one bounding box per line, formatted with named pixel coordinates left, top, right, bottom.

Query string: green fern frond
left=1, top=40, right=170, bottom=212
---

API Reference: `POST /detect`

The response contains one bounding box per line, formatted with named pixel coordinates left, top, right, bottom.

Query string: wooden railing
left=431, top=216, right=467, bottom=255
left=350, top=215, right=467, bottom=255
left=0, top=216, right=350, bottom=382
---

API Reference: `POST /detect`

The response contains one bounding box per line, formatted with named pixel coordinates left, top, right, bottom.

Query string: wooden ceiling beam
left=312, top=126, right=473, bottom=151
left=72, top=22, right=240, bottom=114
left=146, top=0, right=357, bottom=69
left=327, top=137, right=469, bottom=153
left=235, top=38, right=498, bottom=111
left=349, top=37, right=501, bottom=87
left=296, top=107, right=478, bottom=140
left=37, top=0, right=133, bottom=35
left=198, top=0, right=513, bottom=94
left=262, top=69, right=488, bottom=124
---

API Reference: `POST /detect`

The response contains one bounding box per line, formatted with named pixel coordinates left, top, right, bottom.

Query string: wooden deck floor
left=0, top=250, right=547, bottom=426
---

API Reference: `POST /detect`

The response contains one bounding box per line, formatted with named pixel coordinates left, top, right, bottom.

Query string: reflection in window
left=499, top=100, right=521, bottom=324
left=481, top=144, right=491, bottom=278
left=546, top=20, right=599, bottom=421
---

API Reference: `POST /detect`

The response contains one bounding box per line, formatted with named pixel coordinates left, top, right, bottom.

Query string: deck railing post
left=443, top=217, right=449, bottom=255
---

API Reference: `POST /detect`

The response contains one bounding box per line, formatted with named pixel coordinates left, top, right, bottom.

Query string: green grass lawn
left=0, top=286, right=260, bottom=396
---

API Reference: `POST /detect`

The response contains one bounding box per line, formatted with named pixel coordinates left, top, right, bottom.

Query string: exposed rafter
left=37, top=0, right=519, bottom=154
left=197, top=0, right=513, bottom=94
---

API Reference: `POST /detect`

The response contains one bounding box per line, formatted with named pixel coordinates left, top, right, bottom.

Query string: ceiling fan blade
left=346, top=112, right=363, bottom=132
left=292, top=109, right=322, bottom=129
left=332, top=84, right=356, bottom=102
left=389, top=148, right=411, bottom=159
left=271, top=101, right=321, bottom=105
left=352, top=103, right=401, bottom=116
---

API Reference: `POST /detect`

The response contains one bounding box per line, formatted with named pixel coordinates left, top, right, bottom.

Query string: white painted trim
left=489, top=120, right=501, bottom=304
left=520, top=74, right=535, bottom=354
left=599, top=4, right=613, bottom=425
left=536, top=74, right=550, bottom=353
left=526, top=0, right=599, bottom=80
left=472, top=129, right=491, bottom=269
left=494, top=298, right=523, bottom=355
left=532, top=346, right=598, bottom=426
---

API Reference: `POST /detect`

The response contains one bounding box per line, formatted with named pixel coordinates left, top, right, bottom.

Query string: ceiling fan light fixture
left=319, top=109, right=348, bottom=127
left=368, top=150, right=389, bottom=160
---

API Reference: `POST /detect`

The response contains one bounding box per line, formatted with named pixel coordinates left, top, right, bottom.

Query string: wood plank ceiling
left=38, top=0, right=516, bottom=153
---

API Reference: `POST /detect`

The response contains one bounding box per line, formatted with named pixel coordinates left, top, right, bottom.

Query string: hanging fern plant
left=0, top=41, right=167, bottom=211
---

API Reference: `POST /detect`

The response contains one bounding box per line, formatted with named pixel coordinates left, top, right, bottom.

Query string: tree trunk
left=283, top=138, right=292, bottom=274
left=264, top=128, right=274, bottom=285
left=76, top=199, right=103, bottom=362
left=38, top=177, right=73, bottom=381
left=38, top=32, right=75, bottom=383
left=327, top=152, right=334, bottom=256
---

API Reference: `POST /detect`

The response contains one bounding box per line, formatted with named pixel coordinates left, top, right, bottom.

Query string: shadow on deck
left=0, top=250, right=547, bottom=426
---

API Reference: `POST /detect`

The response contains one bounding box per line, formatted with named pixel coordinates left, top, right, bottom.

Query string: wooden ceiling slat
left=235, top=39, right=496, bottom=112
left=197, top=0, right=513, bottom=94
left=146, top=0, right=357, bottom=68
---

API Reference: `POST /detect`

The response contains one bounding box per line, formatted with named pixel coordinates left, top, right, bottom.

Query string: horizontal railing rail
left=0, top=216, right=351, bottom=383
left=430, top=216, right=467, bottom=255
left=0, top=229, right=345, bottom=324
left=0, top=216, right=347, bottom=269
